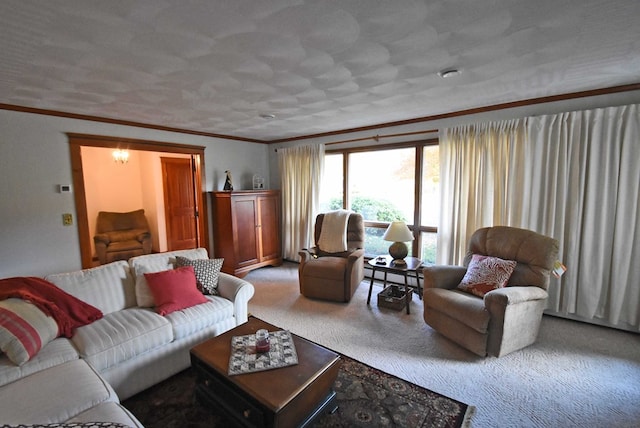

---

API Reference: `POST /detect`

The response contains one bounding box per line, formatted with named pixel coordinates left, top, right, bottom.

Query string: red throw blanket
left=0, top=276, right=103, bottom=337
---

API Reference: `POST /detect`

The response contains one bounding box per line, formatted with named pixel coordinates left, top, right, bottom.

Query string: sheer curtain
left=439, top=105, right=640, bottom=330
left=438, top=119, right=526, bottom=264
left=278, top=144, right=324, bottom=261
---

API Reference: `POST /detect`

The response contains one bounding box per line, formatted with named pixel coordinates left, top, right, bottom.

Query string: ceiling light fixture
left=112, top=149, right=129, bottom=164
left=259, top=113, right=277, bottom=120
left=438, top=68, right=461, bottom=78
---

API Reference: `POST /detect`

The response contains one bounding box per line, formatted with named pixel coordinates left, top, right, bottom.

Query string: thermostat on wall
left=59, top=184, right=72, bottom=193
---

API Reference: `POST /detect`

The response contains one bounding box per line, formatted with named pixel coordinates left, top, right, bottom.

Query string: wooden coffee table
left=190, top=317, right=341, bottom=428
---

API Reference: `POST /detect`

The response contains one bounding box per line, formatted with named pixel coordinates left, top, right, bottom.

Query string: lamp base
left=391, top=259, right=407, bottom=266
left=388, top=242, right=408, bottom=262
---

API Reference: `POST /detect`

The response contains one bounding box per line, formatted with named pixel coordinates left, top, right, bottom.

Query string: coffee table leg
left=299, top=390, right=337, bottom=428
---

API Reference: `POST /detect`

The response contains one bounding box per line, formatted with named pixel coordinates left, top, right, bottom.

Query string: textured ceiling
left=1, top=0, right=639, bottom=142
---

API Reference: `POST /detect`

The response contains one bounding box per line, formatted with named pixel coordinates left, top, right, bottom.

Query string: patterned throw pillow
left=457, top=254, right=517, bottom=297
left=0, top=298, right=59, bottom=365
left=175, top=256, right=224, bottom=295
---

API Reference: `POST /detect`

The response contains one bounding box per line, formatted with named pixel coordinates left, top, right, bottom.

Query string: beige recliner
left=423, top=226, right=559, bottom=357
left=94, top=209, right=152, bottom=265
left=298, top=212, right=365, bottom=302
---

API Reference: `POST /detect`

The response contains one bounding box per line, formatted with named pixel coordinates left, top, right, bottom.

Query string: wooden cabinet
left=210, top=190, right=282, bottom=277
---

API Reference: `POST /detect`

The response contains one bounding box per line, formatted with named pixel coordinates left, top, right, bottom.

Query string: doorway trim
left=67, top=133, right=209, bottom=268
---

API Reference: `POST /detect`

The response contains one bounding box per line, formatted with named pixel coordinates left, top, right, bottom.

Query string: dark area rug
left=123, top=355, right=473, bottom=428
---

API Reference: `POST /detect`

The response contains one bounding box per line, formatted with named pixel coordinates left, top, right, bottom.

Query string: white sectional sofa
left=0, top=248, right=255, bottom=427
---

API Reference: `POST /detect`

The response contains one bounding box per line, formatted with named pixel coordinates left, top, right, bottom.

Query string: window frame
left=325, top=138, right=439, bottom=258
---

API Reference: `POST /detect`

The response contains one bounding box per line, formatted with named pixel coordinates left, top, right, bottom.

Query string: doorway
left=68, top=133, right=208, bottom=268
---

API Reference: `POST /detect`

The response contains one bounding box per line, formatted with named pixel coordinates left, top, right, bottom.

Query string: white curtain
left=525, top=105, right=640, bottom=329
left=439, top=104, right=640, bottom=330
left=438, top=119, right=526, bottom=264
left=278, top=144, right=325, bottom=261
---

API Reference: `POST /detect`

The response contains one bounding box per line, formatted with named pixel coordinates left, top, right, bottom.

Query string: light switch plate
left=62, top=213, right=73, bottom=226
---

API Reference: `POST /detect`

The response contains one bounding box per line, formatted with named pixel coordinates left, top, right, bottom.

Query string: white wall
left=0, top=110, right=270, bottom=277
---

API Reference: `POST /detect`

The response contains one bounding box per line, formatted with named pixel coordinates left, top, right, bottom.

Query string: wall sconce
left=112, top=149, right=129, bottom=164
left=382, top=221, right=414, bottom=265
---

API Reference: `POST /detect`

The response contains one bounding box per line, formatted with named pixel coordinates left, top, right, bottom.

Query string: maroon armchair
left=94, top=209, right=152, bottom=265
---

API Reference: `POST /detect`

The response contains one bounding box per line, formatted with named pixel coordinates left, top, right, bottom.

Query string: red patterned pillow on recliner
left=457, top=254, right=517, bottom=297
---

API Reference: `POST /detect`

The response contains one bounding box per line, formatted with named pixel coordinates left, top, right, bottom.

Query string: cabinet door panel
left=258, top=195, right=280, bottom=261
left=234, top=198, right=259, bottom=266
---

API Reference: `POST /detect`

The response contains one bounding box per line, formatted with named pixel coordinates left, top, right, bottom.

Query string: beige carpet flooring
left=243, top=262, right=640, bottom=428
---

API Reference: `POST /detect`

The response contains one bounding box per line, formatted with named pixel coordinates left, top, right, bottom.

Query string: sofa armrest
left=94, top=233, right=111, bottom=245
left=136, top=230, right=151, bottom=242
left=484, top=286, right=548, bottom=309
left=422, top=265, right=467, bottom=290
left=216, top=272, right=255, bottom=326
left=298, top=247, right=319, bottom=263
left=347, top=248, right=365, bottom=263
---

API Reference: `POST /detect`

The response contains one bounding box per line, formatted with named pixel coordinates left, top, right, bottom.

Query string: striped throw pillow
left=0, top=298, right=59, bottom=365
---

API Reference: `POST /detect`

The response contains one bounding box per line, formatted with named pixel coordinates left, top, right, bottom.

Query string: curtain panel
left=278, top=144, right=325, bottom=261
left=438, top=119, right=526, bottom=265
left=439, top=104, right=640, bottom=330
left=526, top=105, right=639, bottom=330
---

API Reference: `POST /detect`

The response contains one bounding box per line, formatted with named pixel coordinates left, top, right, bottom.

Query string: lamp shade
left=382, top=221, right=414, bottom=242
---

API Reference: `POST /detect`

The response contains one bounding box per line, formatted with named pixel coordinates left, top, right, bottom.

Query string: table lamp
left=382, top=221, right=414, bottom=265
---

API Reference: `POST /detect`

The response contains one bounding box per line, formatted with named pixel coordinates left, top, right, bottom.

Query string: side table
left=366, top=255, right=423, bottom=314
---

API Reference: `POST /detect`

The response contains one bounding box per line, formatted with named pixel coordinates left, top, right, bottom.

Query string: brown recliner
left=423, top=226, right=559, bottom=357
left=94, top=209, right=152, bottom=265
left=298, top=212, right=365, bottom=302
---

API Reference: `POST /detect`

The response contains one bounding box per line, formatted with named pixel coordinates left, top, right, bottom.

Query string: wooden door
left=162, top=157, right=199, bottom=251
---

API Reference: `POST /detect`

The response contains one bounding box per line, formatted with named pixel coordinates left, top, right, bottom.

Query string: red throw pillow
left=457, top=254, right=517, bottom=297
left=144, top=266, right=208, bottom=316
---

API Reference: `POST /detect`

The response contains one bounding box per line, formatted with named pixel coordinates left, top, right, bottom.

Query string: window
left=322, top=141, right=439, bottom=262
left=420, top=145, right=439, bottom=263
left=319, top=153, right=343, bottom=212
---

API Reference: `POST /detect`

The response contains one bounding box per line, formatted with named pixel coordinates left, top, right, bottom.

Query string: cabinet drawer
left=195, top=367, right=265, bottom=427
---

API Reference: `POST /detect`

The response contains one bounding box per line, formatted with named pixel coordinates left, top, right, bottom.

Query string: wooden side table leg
left=367, top=268, right=376, bottom=305
left=404, top=273, right=410, bottom=314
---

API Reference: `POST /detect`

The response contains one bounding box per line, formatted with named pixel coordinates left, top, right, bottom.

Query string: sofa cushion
left=175, top=256, right=224, bottom=295
left=0, top=337, right=78, bottom=388
left=457, top=254, right=517, bottom=297
left=70, top=308, right=173, bottom=372
left=0, top=359, right=118, bottom=425
left=301, top=256, right=348, bottom=281
left=129, top=248, right=209, bottom=307
left=165, top=296, right=234, bottom=339
left=68, top=401, right=143, bottom=427
left=0, top=298, right=59, bottom=365
left=424, top=288, right=490, bottom=334
left=45, top=260, right=135, bottom=314
left=144, top=266, right=208, bottom=316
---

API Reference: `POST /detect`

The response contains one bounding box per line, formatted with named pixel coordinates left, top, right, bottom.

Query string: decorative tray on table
left=228, top=330, right=298, bottom=375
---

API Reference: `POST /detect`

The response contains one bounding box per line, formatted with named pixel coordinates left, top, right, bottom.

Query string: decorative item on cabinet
left=223, top=170, right=234, bottom=191
left=210, top=190, right=282, bottom=277
left=252, top=174, right=265, bottom=190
